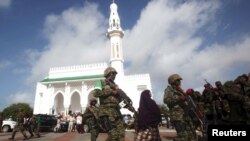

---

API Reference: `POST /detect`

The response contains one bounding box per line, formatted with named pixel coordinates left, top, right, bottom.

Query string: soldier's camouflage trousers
left=106, top=118, right=125, bottom=141
left=90, top=127, right=100, bottom=141
left=172, top=120, right=197, bottom=141
left=11, top=124, right=28, bottom=139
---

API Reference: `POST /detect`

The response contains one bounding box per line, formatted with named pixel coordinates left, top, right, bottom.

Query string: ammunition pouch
left=98, top=115, right=112, bottom=132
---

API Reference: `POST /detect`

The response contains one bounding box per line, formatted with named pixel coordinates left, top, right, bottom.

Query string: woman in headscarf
left=136, top=89, right=162, bottom=141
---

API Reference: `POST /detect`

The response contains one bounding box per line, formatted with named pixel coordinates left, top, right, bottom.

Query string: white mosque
left=33, top=2, right=152, bottom=116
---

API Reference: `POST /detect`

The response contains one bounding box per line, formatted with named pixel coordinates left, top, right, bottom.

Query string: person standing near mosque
left=94, top=67, right=126, bottom=141
left=164, top=74, right=197, bottom=141
left=136, top=89, right=162, bottom=141
left=83, top=98, right=100, bottom=141
left=8, top=109, right=28, bottom=140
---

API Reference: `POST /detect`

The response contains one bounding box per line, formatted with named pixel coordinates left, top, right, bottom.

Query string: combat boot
left=30, top=134, right=34, bottom=138
left=23, top=134, right=28, bottom=140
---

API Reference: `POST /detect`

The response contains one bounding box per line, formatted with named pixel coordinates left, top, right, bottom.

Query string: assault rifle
left=116, top=89, right=139, bottom=133
left=204, top=79, right=214, bottom=90
left=105, top=79, right=135, bottom=111
left=176, top=87, right=205, bottom=132
left=117, top=89, right=135, bottom=110
left=185, top=94, right=205, bottom=132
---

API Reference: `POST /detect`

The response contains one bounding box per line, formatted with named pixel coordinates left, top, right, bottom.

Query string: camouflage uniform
left=241, top=74, right=250, bottom=124
left=164, top=74, right=197, bottom=141
left=94, top=67, right=125, bottom=141
left=24, top=115, right=34, bottom=138
left=202, top=84, right=214, bottom=123
left=214, top=81, right=230, bottom=122
left=223, top=80, right=246, bottom=124
left=9, top=111, right=28, bottom=140
left=233, top=74, right=250, bottom=124
left=30, top=115, right=41, bottom=138
left=83, top=98, right=100, bottom=141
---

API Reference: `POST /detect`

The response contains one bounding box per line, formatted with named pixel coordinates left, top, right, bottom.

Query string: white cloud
left=122, top=0, right=250, bottom=103
left=26, top=0, right=250, bottom=105
left=6, top=92, right=34, bottom=107
left=0, top=0, right=11, bottom=8
left=27, top=2, right=109, bottom=84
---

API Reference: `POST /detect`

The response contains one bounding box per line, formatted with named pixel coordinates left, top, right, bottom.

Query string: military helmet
left=104, top=67, right=117, bottom=77
left=215, top=81, right=222, bottom=86
left=168, top=74, right=182, bottom=84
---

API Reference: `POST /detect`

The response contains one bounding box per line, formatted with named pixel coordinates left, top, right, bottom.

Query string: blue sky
left=0, top=0, right=250, bottom=111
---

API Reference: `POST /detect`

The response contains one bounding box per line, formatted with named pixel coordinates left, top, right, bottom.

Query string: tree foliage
left=1, top=103, right=33, bottom=119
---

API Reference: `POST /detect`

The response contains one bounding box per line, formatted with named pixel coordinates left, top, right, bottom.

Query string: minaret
left=107, top=1, right=124, bottom=81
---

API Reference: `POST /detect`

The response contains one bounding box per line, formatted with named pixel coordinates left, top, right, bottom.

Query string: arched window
left=113, top=19, right=116, bottom=27
left=116, top=44, right=119, bottom=58
left=112, top=43, right=115, bottom=58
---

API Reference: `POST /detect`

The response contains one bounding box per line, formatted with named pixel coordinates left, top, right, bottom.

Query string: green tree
left=1, top=103, right=33, bottom=119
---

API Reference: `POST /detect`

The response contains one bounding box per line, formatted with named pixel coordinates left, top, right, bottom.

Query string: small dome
left=110, top=3, right=117, bottom=11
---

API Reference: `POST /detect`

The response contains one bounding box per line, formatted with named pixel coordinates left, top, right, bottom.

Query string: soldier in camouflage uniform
left=232, top=74, right=250, bottom=124
left=240, top=74, right=250, bottom=124
left=30, top=114, right=41, bottom=138
left=94, top=67, right=126, bottom=141
left=214, top=81, right=230, bottom=122
left=83, top=98, right=100, bottom=141
left=223, top=78, right=246, bottom=124
left=163, top=74, right=197, bottom=141
left=202, top=83, right=216, bottom=125
left=8, top=109, right=28, bottom=140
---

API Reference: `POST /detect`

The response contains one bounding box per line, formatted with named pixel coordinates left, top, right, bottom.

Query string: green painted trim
left=40, top=74, right=104, bottom=83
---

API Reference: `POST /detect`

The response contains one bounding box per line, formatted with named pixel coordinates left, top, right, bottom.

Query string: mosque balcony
left=107, top=30, right=124, bottom=38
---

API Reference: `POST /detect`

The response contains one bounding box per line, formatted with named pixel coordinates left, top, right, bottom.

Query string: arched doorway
left=54, top=93, right=65, bottom=115
left=70, top=92, right=81, bottom=113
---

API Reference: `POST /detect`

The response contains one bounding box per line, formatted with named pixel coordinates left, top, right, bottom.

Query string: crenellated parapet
left=125, top=73, right=151, bottom=80
left=48, top=62, right=108, bottom=79
left=49, top=63, right=107, bottom=72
